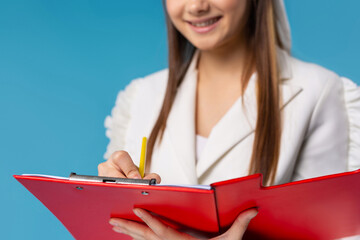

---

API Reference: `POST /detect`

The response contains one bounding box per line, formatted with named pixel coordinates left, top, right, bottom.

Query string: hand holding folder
left=15, top=136, right=360, bottom=239
left=112, top=205, right=258, bottom=239
left=14, top=169, right=360, bottom=240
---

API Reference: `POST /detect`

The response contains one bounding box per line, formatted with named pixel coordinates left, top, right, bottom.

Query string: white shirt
left=196, top=135, right=208, bottom=165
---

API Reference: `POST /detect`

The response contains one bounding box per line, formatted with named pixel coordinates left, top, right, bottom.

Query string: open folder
left=14, top=170, right=360, bottom=240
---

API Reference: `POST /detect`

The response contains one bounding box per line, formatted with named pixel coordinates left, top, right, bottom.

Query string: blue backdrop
left=0, top=0, right=359, bottom=239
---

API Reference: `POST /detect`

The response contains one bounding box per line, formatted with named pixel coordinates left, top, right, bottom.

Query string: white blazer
left=104, top=49, right=360, bottom=185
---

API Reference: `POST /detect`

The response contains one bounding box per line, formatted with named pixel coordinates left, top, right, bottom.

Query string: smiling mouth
left=188, top=16, right=222, bottom=28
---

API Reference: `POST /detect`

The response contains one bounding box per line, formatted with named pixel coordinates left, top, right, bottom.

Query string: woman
left=99, top=0, right=360, bottom=239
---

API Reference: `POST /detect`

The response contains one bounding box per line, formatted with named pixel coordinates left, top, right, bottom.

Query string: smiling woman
left=97, top=0, right=360, bottom=239
left=2, top=0, right=360, bottom=239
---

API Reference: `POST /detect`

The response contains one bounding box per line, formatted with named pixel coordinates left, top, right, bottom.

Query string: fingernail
left=129, top=173, right=141, bottom=179
left=133, top=208, right=142, bottom=219
left=113, top=227, right=123, bottom=233
left=109, top=220, right=119, bottom=227
left=249, top=211, right=258, bottom=220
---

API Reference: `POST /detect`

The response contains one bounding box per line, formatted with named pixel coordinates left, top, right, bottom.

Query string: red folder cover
left=14, top=169, right=360, bottom=240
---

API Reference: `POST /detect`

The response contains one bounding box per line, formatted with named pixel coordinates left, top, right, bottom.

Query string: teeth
left=191, top=18, right=219, bottom=27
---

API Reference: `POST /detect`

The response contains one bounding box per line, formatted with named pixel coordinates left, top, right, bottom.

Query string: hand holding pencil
left=97, top=136, right=161, bottom=183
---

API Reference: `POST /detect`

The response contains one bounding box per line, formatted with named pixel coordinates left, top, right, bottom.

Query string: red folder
left=14, top=169, right=360, bottom=240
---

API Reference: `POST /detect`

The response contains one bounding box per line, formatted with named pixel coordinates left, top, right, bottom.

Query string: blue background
left=0, top=0, right=359, bottom=239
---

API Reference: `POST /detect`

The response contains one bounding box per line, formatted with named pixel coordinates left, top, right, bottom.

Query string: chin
left=190, top=40, right=219, bottom=51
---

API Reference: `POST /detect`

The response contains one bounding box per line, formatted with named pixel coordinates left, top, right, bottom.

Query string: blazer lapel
left=196, top=48, right=303, bottom=178
left=166, top=51, right=200, bottom=184
left=196, top=75, right=257, bottom=178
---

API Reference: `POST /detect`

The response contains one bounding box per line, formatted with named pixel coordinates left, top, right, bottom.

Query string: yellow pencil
left=139, top=137, right=147, bottom=178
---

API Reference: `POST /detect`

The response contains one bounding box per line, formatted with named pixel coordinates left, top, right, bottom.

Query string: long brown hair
left=147, top=0, right=283, bottom=185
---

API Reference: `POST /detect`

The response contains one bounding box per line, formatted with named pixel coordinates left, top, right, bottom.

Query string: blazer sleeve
left=342, top=77, right=360, bottom=171
left=292, top=75, right=349, bottom=181
left=103, top=78, right=142, bottom=160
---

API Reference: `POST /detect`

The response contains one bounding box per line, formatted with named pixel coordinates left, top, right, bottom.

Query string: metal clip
left=69, top=172, right=156, bottom=185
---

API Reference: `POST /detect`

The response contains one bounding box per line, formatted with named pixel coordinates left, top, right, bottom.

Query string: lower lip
left=187, top=18, right=221, bottom=34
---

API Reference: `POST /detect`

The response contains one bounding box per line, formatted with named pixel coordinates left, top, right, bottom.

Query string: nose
left=187, top=0, right=210, bottom=16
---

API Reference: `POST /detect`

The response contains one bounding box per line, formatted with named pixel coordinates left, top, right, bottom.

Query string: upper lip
left=186, top=16, right=222, bottom=24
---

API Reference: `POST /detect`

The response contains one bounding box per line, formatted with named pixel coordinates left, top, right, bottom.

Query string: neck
left=197, top=37, right=251, bottom=83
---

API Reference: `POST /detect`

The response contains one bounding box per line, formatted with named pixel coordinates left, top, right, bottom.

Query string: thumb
left=219, top=208, right=258, bottom=239
left=143, top=173, right=161, bottom=184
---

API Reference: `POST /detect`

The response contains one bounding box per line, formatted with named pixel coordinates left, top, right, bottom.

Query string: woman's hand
left=98, top=150, right=161, bottom=183
left=109, top=208, right=258, bottom=240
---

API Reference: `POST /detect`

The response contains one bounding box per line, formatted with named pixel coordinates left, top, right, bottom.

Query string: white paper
left=21, top=173, right=212, bottom=190
left=21, top=174, right=69, bottom=180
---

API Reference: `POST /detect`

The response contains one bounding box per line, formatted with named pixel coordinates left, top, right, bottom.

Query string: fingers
left=133, top=208, right=193, bottom=240
left=98, top=161, right=125, bottom=178
left=144, top=173, right=161, bottom=184
left=111, top=151, right=142, bottom=178
left=215, top=208, right=258, bottom=240
left=109, top=218, right=161, bottom=240
left=132, top=208, right=173, bottom=238
left=98, top=151, right=162, bottom=182
left=98, top=151, right=141, bottom=179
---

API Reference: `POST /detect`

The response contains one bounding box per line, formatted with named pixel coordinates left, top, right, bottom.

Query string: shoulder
left=288, top=56, right=343, bottom=96
left=116, top=68, right=169, bottom=114
left=284, top=56, right=346, bottom=122
left=130, top=68, right=169, bottom=94
left=284, top=56, right=348, bottom=127
left=119, top=67, right=169, bottom=123
left=112, top=68, right=169, bottom=118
